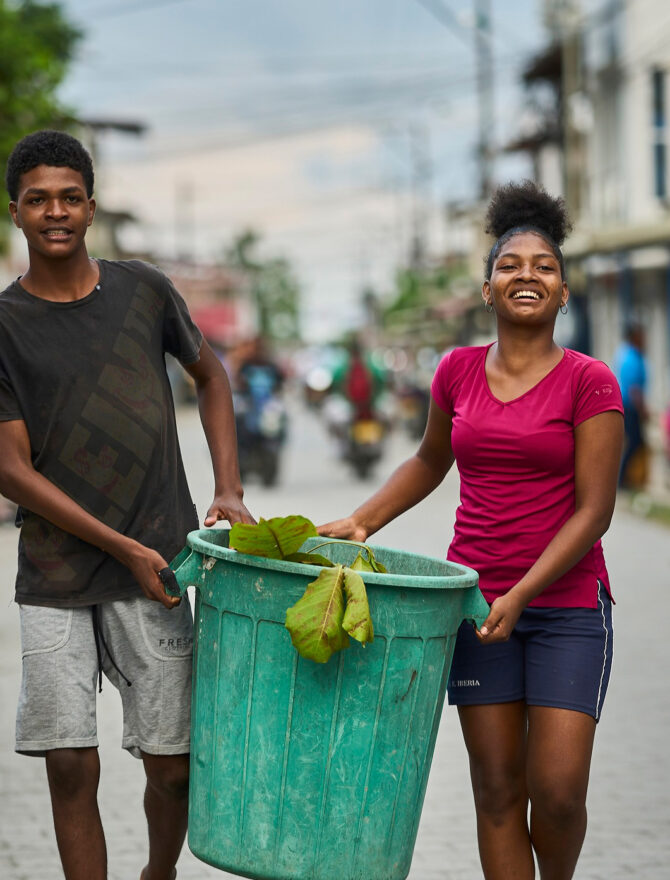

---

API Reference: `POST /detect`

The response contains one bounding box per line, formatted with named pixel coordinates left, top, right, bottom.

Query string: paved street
left=1, top=397, right=669, bottom=879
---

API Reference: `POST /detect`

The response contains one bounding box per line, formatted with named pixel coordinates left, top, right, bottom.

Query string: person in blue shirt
left=615, top=323, right=648, bottom=487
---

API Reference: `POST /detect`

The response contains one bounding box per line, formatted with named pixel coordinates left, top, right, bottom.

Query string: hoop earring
left=560, top=303, right=568, bottom=315
left=484, top=301, right=493, bottom=313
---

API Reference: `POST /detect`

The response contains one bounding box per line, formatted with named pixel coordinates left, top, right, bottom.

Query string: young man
left=0, top=130, right=255, bottom=880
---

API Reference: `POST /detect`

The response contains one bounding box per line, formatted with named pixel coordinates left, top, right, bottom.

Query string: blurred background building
left=1, top=0, right=669, bottom=495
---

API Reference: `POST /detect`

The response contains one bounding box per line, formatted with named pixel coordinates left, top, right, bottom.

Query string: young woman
left=319, top=181, right=624, bottom=880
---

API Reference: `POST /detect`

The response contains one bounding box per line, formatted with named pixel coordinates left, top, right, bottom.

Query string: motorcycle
left=345, top=413, right=386, bottom=480
left=396, top=384, right=430, bottom=440
left=234, top=365, right=287, bottom=487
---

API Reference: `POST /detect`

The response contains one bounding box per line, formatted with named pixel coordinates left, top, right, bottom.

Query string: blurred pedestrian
left=0, top=130, right=254, bottom=880
left=319, top=181, right=624, bottom=880
left=614, top=323, right=649, bottom=488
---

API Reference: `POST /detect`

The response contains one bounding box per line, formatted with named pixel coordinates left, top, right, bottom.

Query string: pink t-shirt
left=431, top=345, right=623, bottom=608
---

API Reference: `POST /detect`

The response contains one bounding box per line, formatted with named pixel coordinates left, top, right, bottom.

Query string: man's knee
left=45, top=747, right=100, bottom=800
left=144, top=753, right=190, bottom=801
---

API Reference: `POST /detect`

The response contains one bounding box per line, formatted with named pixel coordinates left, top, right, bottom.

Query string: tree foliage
left=0, top=0, right=81, bottom=180
left=384, top=264, right=453, bottom=318
left=229, top=516, right=378, bottom=664
left=224, top=227, right=302, bottom=342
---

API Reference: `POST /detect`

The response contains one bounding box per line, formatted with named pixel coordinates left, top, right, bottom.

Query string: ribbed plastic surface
left=172, top=529, right=487, bottom=880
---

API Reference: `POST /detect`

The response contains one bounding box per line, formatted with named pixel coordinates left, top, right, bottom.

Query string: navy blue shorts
left=447, top=581, right=613, bottom=721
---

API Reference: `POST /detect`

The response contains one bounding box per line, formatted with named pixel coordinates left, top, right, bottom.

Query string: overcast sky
left=55, top=0, right=546, bottom=340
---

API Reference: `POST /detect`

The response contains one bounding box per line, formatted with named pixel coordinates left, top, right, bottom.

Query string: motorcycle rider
left=236, top=335, right=284, bottom=397
left=233, top=336, right=287, bottom=485
left=329, top=336, right=388, bottom=478
left=333, top=336, right=385, bottom=420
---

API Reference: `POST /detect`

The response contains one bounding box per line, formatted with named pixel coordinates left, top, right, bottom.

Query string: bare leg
left=140, top=751, right=189, bottom=880
left=527, top=706, right=596, bottom=880
left=458, top=702, right=535, bottom=880
left=45, top=747, right=106, bottom=880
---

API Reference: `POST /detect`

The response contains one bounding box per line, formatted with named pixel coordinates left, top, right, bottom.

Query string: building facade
left=505, top=0, right=670, bottom=487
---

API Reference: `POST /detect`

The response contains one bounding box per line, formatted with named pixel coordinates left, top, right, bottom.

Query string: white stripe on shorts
left=595, top=580, right=610, bottom=721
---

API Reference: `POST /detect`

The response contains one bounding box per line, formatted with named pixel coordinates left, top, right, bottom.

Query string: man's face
left=8, top=164, right=95, bottom=261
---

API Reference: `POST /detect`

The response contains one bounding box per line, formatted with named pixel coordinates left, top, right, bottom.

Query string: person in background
left=332, top=336, right=386, bottom=421
left=614, top=323, right=649, bottom=488
left=236, top=334, right=284, bottom=396
left=0, top=129, right=254, bottom=880
left=319, top=180, right=624, bottom=880
left=663, top=402, right=670, bottom=488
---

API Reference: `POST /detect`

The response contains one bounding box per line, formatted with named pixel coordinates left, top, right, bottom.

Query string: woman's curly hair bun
left=485, top=180, right=571, bottom=246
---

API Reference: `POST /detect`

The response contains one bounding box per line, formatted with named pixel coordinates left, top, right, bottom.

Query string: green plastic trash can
left=170, top=528, right=488, bottom=880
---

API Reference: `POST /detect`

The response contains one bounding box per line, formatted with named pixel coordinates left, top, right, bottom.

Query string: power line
left=85, top=0, right=200, bottom=21
left=104, top=50, right=524, bottom=123
left=412, top=0, right=471, bottom=45
left=93, top=50, right=524, bottom=163
left=412, top=0, right=524, bottom=52
left=69, top=52, right=478, bottom=85
left=75, top=71, right=527, bottom=171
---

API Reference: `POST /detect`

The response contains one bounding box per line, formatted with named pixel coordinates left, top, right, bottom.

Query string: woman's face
left=483, top=231, right=568, bottom=326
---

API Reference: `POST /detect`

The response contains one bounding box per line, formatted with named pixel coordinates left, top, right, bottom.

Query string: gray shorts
left=16, top=595, right=193, bottom=758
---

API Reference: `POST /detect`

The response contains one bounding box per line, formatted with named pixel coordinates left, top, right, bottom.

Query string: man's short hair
left=5, top=130, right=94, bottom=200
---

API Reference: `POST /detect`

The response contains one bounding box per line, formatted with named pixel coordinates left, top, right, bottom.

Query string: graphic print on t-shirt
left=27, top=283, right=164, bottom=576
left=0, top=260, right=202, bottom=605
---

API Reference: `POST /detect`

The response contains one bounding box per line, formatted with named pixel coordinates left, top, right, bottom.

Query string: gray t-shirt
left=0, top=259, right=202, bottom=607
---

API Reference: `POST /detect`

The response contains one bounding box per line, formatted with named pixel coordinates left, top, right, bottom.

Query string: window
left=652, top=68, right=667, bottom=199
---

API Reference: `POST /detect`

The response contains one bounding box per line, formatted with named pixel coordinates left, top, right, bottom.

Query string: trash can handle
left=159, top=545, right=199, bottom=598
left=464, top=611, right=489, bottom=632
left=158, top=567, right=182, bottom=597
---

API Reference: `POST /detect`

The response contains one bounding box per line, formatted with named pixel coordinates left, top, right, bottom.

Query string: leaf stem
left=309, top=538, right=371, bottom=555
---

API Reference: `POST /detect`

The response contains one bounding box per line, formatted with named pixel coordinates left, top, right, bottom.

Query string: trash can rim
left=184, top=529, right=479, bottom=591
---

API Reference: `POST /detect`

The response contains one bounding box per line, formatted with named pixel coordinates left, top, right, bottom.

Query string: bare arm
left=319, top=398, right=455, bottom=541
left=478, top=410, right=624, bottom=642
left=184, top=340, right=255, bottom=527
left=0, top=419, right=179, bottom=608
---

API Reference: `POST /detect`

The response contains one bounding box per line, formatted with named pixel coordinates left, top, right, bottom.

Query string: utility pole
left=409, top=121, right=432, bottom=270
left=413, top=1, right=494, bottom=200
left=559, top=0, right=584, bottom=220
left=475, top=0, right=494, bottom=200
left=175, top=179, right=196, bottom=263
left=413, top=1, right=494, bottom=199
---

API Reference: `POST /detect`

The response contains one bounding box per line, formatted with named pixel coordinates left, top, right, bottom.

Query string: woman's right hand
left=317, top=516, right=369, bottom=543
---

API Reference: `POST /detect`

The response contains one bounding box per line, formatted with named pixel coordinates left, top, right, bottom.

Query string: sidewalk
left=1, top=403, right=669, bottom=878
left=0, top=525, right=480, bottom=880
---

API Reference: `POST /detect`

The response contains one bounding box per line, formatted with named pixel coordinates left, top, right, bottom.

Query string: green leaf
left=349, top=551, right=373, bottom=572
left=230, top=515, right=317, bottom=559
left=367, top=548, right=387, bottom=573
left=285, top=552, right=335, bottom=567
left=342, top=568, right=374, bottom=645
left=285, top=565, right=350, bottom=663
left=350, top=549, right=387, bottom=574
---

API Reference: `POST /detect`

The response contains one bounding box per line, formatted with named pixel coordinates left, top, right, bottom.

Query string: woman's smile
left=485, top=230, right=567, bottom=318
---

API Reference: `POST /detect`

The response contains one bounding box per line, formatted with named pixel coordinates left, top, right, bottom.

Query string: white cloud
left=100, top=123, right=422, bottom=339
